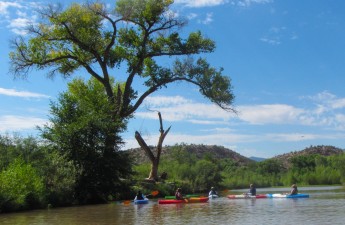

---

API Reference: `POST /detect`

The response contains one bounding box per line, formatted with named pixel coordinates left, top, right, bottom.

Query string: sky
left=1, top=0, right=345, bottom=158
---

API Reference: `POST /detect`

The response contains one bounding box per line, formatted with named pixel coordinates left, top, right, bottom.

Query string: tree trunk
left=135, top=112, right=171, bottom=181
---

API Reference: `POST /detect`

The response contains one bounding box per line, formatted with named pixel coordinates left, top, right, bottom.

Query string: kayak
left=227, top=194, right=267, bottom=199
left=266, top=193, right=309, bottom=198
left=158, top=197, right=209, bottom=204
left=134, top=198, right=149, bottom=204
left=209, top=194, right=219, bottom=199
left=164, top=194, right=200, bottom=199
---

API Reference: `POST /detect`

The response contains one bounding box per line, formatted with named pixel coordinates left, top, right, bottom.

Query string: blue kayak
left=134, top=198, right=149, bottom=204
left=266, top=193, right=309, bottom=198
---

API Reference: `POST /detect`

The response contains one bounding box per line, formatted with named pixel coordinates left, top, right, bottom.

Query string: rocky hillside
left=127, top=144, right=254, bottom=165
left=127, top=144, right=344, bottom=167
left=272, top=145, right=344, bottom=168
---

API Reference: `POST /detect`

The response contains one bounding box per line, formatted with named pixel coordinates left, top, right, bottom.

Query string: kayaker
left=248, top=184, right=256, bottom=196
left=209, top=187, right=218, bottom=196
left=134, top=190, right=145, bottom=200
left=175, top=188, right=184, bottom=200
left=290, top=184, right=298, bottom=195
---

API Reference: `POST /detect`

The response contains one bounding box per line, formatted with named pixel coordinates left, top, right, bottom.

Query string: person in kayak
left=209, top=187, right=218, bottom=196
left=134, top=190, right=145, bottom=200
left=175, top=188, right=184, bottom=200
left=290, top=184, right=298, bottom=195
left=248, top=184, right=256, bottom=196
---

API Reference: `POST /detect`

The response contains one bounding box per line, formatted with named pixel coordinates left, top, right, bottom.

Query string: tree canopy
left=9, top=0, right=235, bottom=119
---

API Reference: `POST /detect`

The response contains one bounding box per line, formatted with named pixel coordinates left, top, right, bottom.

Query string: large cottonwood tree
left=9, top=0, right=235, bottom=177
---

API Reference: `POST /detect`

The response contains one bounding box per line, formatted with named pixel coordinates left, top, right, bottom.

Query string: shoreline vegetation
left=1, top=134, right=344, bottom=213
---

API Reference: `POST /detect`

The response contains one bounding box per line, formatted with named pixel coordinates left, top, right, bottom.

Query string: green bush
left=0, top=159, right=44, bottom=212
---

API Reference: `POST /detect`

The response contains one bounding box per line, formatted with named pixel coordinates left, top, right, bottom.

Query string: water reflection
left=0, top=186, right=344, bottom=225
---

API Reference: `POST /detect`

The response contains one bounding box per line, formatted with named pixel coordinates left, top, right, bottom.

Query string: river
left=0, top=186, right=344, bottom=225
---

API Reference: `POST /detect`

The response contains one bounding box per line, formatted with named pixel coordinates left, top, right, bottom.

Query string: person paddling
left=134, top=190, right=145, bottom=200
left=175, top=188, right=184, bottom=200
left=290, top=184, right=298, bottom=195
left=249, top=184, right=256, bottom=196
left=244, top=184, right=256, bottom=197
left=209, top=187, right=218, bottom=196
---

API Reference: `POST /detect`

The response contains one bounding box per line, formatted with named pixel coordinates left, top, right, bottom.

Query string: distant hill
left=272, top=145, right=344, bottom=168
left=250, top=156, right=266, bottom=162
left=127, top=144, right=344, bottom=167
left=127, top=144, right=254, bottom=165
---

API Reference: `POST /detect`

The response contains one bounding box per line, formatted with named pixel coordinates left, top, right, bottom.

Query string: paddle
left=123, top=190, right=159, bottom=205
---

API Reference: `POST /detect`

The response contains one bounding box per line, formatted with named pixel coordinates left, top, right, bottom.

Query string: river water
left=0, top=186, right=344, bottom=225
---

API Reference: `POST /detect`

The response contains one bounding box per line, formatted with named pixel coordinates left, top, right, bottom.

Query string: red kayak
left=158, top=197, right=209, bottom=204
left=227, top=194, right=267, bottom=199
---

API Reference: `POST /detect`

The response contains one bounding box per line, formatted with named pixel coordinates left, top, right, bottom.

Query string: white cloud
left=0, top=0, right=40, bottom=35
left=123, top=92, right=345, bottom=157
left=198, top=12, right=213, bottom=25
left=0, top=87, right=50, bottom=98
left=175, top=0, right=272, bottom=8
left=187, top=13, right=198, bottom=20
left=136, top=96, right=235, bottom=122
left=175, top=0, right=229, bottom=8
left=0, top=2, right=22, bottom=16
left=142, top=95, right=192, bottom=107
left=136, top=93, right=345, bottom=130
left=7, top=17, right=30, bottom=34
left=233, top=0, right=273, bottom=7
left=0, top=115, right=47, bottom=132
left=238, top=104, right=304, bottom=124
left=260, top=37, right=281, bottom=45
left=261, top=26, right=298, bottom=45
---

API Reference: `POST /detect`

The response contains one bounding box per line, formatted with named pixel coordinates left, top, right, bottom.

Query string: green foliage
left=257, top=159, right=285, bottom=175
left=40, top=77, right=133, bottom=204
left=39, top=149, right=77, bottom=207
left=10, top=0, right=235, bottom=119
left=0, top=159, right=44, bottom=211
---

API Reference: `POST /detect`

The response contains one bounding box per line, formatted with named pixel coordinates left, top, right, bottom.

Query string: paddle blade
left=151, top=190, right=159, bottom=196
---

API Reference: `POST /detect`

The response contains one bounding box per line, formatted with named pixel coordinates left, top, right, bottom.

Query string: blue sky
left=1, top=0, right=345, bottom=158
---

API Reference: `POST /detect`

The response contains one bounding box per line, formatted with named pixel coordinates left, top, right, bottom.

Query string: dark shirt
left=249, top=187, right=256, bottom=196
left=136, top=193, right=144, bottom=200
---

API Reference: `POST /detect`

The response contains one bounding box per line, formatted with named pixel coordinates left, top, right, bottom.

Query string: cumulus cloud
left=198, top=12, right=213, bottom=24
left=233, top=0, right=273, bottom=7
left=135, top=92, right=345, bottom=130
left=175, top=0, right=272, bottom=8
left=175, top=0, right=229, bottom=8
left=261, top=26, right=298, bottom=45
left=0, top=115, right=47, bottom=132
left=136, top=95, right=234, bottom=122
left=238, top=104, right=304, bottom=125
left=123, top=92, right=345, bottom=157
left=0, top=87, right=50, bottom=98
left=0, top=1, right=22, bottom=17
left=0, top=0, right=40, bottom=35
